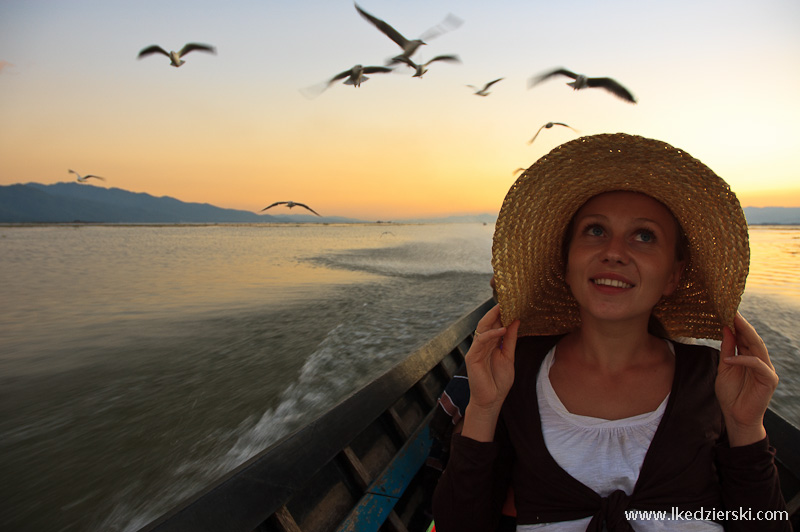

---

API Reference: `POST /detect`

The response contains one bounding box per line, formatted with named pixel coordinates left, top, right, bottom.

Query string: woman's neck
left=563, top=315, right=665, bottom=372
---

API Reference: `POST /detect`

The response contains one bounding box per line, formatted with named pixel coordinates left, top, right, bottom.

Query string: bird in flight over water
left=528, top=67, right=636, bottom=103
left=528, top=122, right=579, bottom=145
left=260, top=201, right=321, bottom=217
left=137, top=43, right=216, bottom=67
left=354, top=3, right=463, bottom=64
left=467, top=77, right=504, bottom=96
left=69, top=169, right=105, bottom=183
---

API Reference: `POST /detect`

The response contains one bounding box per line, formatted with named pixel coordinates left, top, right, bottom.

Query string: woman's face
left=565, top=191, right=685, bottom=326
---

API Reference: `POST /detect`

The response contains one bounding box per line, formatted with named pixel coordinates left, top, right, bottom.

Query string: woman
left=432, top=134, right=789, bottom=531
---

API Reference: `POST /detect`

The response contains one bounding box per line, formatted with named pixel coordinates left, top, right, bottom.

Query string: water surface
left=0, top=223, right=797, bottom=532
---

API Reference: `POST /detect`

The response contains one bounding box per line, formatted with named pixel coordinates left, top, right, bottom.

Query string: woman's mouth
left=592, top=277, right=633, bottom=289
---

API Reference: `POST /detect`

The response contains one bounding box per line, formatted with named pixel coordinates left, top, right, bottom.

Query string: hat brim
left=492, top=133, right=749, bottom=340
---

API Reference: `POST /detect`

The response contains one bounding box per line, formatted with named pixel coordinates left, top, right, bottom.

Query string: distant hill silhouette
left=742, top=206, right=800, bottom=225
left=1, top=182, right=798, bottom=225
left=0, top=183, right=359, bottom=224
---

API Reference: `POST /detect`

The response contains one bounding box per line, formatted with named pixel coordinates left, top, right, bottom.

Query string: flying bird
left=467, top=77, right=503, bottom=96
left=528, top=122, right=579, bottom=145
left=328, top=64, right=393, bottom=88
left=391, top=54, right=461, bottom=77
left=137, top=43, right=216, bottom=67
left=260, top=201, right=321, bottom=217
left=69, top=169, right=105, bottom=183
left=300, top=64, right=394, bottom=99
left=354, top=3, right=463, bottom=64
left=528, top=67, right=636, bottom=103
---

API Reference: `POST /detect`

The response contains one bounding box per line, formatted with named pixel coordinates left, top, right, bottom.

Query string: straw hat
left=492, top=133, right=749, bottom=340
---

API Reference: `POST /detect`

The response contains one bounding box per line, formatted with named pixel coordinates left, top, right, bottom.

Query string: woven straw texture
left=492, top=133, right=749, bottom=340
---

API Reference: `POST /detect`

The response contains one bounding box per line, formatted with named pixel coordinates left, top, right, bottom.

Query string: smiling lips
left=592, top=277, right=634, bottom=289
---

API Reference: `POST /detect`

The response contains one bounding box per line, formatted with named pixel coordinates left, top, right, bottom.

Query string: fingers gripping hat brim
left=492, top=133, right=749, bottom=340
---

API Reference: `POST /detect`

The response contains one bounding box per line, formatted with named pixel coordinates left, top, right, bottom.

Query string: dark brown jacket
left=433, top=336, right=790, bottom=531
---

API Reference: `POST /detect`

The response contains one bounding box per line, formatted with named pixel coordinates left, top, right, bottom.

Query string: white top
left=517, top=345, right=722, bottom=532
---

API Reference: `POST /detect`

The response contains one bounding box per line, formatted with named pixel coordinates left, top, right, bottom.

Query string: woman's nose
left=601, top=236, right=629, bottom=264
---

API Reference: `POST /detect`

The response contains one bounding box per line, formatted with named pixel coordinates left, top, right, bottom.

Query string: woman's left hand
left=715, top=312, right=779, bottom=447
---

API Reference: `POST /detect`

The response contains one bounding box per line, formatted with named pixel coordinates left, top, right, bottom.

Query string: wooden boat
left=138, top=298, right=800, bottom=532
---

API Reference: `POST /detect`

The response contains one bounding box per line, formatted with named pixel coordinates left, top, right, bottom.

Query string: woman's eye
left=586, top=225, right=604, bottom=237
left=635, top=230, right=655, bottom=243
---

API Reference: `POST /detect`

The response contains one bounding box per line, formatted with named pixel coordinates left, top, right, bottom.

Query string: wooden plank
left=340, top=446, right=372, bottom=492
left=370, top=424, right=432, bottom=499
left=385, top=407, right=410, bottom=441
left=384, top=510, right=409, bottom=532
left=414, top=382, right=437, bottom=410
left=270, top=505, right=303, bottom=532
left=334, top=421, right=433, bottom=532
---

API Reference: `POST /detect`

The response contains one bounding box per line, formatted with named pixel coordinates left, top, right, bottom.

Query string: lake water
left=1, top=223, right=798, bottom=532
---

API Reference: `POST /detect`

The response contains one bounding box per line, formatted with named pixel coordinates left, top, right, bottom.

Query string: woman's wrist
left=724, top=417, right=767, bottom=447
left=461, top=402, right=502, bottom=442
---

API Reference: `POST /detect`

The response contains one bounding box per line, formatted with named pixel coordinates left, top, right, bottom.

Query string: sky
left=1, top=0, right=799, bottom=220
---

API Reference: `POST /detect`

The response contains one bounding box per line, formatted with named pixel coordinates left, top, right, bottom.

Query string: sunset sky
left=1, top=0, right=798, bottom=220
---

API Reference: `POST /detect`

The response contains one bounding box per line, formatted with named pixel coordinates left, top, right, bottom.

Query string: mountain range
left=1, top=182, right=799, bottom=225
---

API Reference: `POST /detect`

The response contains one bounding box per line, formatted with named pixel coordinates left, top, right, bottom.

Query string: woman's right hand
left=461, top=305, right=520, bottom=442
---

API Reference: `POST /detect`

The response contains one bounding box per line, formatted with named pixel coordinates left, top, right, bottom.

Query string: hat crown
left=492, top=133, right=749, bottom=340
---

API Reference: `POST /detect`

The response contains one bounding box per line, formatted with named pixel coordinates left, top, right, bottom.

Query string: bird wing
left=137, top=45, right=170, bottom=59
left=390, top=56, right=417, bottom=68
left=179, top=43, right=216, bottom=57
left=355, top=3, right=409, bottom=49
left=586, top=77, right=636, bottom=103
left=528, top=124, right=546, bottom=145
left=260, top=202, right=287, bottom=212
left=327, top=68, right=355, bottom=86
left=425, top=54, right=461, bottom=66
left=484, top=77, right=504, bottom=89
left=295, top=203, right=321, bottom=216
left=528, top=67, right=577, bottom=88
left=362, top=66, right=394, bottom=74
left=553, top=122, right=580, bottom=133
left=418, top=13, right=464, bottom=42
left=84, top=175, right=106, bottom=181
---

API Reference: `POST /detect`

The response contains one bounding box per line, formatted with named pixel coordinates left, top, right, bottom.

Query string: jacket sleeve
left=432, top=421, right=514, bottom=532
left=715, top=436, right=792, bottom=531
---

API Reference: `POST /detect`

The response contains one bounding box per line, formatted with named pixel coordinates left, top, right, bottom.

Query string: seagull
left=69, top=169, right=105, bottom=183
left=528, top=67, right=636, bottom=103
left=260, top=201, right=321, bottom=217
left=328, top=64, right=394, bottom=88
left=299, top=64, right=394, bottom=99
left=467, top=77, right=503, bottom=96
left=528, top=122, right=579, bottom=145
left=391, top=54, right=461, bottom=77
left=137, top=43, right=216, bottom=67
left=354, top=3, right=463, bottom=64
